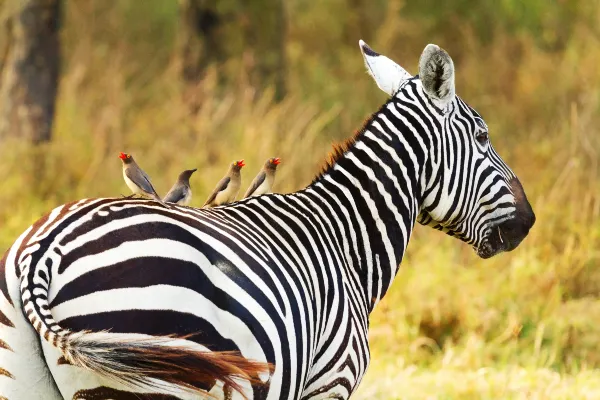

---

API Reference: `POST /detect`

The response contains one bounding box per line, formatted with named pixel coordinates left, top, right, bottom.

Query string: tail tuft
left=63, top=331, right=271, bottom=396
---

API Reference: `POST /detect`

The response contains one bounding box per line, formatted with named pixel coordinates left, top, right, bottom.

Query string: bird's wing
left=203, top=176, right=230, bottom=206
left=163, top=185, right=187, bottom=203
left=126, top=167, right=159, bottom=196
left=243, top=171, right=266, bottom=198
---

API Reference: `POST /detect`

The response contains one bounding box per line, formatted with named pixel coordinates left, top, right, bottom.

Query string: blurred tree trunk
left=178, top=0, right=286, bottom=107
left=0, top=0, right=61, bottom=144
left=243, top=0, right=286, bottom=102
left=178, top=0, right=223, bottom=113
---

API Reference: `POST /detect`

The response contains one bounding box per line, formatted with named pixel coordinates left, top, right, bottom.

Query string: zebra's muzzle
left=477, top=178, right=535, bottom=259
left=478, top=215, right=533, bottom=259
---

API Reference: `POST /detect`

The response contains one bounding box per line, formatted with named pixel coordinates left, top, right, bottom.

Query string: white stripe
left=317, top=178, right=374, bottom=305
left=354, top=139, right=415, bottom=219
left=336, top=160, right=401, bottom=264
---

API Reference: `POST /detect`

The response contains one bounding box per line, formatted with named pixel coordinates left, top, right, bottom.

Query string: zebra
left=0, top=40, right=535, bottom=400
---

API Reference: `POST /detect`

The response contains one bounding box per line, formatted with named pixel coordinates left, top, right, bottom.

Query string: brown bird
left=203, top=160, right=245, bottom=207
left=118, top=152, right=168, bottom=207
left=163, top=169, right=197, bottom=206
left=243, top=157, right=281, bottom=198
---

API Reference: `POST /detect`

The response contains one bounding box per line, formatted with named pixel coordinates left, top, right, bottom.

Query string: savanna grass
left=0, top=1, right=599, bottom=398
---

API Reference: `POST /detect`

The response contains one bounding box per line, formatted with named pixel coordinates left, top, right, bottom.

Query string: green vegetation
left=1, top=1, right=599, bottom=398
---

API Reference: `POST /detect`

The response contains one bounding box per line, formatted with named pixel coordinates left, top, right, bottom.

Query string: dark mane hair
left=312, top=99, right=393, bottom=184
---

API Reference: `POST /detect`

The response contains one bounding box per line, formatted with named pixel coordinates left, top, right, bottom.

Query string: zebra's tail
left=57, top=331, right=270, bottom=394
left=20, top=269, right=270, bottom=397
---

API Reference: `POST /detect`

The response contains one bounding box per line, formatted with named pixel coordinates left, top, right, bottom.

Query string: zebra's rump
left=21, top=197, right=340, bottom=398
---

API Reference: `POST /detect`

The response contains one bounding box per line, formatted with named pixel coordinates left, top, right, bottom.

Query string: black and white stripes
left=0, top=41, right=534, bottom=400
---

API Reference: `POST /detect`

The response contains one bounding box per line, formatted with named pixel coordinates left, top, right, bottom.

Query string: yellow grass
left=1, top=2, right=599, bottom=398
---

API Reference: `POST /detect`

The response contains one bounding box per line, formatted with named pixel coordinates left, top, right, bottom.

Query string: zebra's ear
left=418, top=44, right=455, bottom=107
left=359, top=40, right=411, bottom=96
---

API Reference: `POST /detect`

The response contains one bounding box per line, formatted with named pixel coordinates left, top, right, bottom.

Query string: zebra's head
left=360, top=40, right=535, bottom=258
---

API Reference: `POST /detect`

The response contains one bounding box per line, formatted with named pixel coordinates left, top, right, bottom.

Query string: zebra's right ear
left=418, top=44, right=455, bottom=107
left=359, top=40, right=412, bottom=96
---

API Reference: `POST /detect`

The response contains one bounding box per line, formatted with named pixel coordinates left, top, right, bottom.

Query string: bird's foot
left=120, top=194, right=137, bottom=199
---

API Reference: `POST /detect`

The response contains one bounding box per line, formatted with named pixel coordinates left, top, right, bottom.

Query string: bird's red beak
left=273, top=157, right=281, bottom=165
left=237, top=160, right=245, bottom=168
left=118, top=152, right=127, bottom=160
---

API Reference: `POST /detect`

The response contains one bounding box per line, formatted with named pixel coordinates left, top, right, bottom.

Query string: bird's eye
left=476, top=131, right=489, bottom=145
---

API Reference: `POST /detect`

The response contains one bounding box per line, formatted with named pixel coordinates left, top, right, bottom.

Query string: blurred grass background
left=1, top=0, right=600, bottom=398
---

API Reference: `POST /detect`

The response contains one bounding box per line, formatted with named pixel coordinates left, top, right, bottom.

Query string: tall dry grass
left=0, top=1, right=599, bottom=398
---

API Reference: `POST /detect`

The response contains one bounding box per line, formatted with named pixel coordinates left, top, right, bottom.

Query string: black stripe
left=60, top=310, right=238, bottom=353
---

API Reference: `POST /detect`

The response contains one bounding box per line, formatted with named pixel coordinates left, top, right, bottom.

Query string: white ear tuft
left=359, top=40, right=412, bottom=96
left=418, top=44, right=455, bottom=107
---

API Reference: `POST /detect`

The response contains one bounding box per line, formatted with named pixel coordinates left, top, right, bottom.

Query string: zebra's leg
left=0, top=239, right=63, bottom=400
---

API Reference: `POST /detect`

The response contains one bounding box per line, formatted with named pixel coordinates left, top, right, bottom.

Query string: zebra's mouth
left=477, top=226, right=509, bottom=259
left=477, top=212, right=532, bottom=260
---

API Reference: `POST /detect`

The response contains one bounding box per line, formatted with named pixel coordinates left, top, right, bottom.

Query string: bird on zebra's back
left=203, top=159, right=245, bottom=207
left=243, top=157, right=281, bottom=198
left=163, top=168, right=197, bottom=205
left=118, top=152, right=169, bottom=207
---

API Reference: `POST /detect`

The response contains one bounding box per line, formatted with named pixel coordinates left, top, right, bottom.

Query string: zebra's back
left=1, top=196, right=361, bottom=399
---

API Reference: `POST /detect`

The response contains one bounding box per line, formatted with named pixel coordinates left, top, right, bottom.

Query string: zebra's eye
left=476, top=131, right=489, bottom=145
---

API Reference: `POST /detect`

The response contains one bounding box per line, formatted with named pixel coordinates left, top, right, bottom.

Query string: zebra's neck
left=306, top=95, right=430, bottom=311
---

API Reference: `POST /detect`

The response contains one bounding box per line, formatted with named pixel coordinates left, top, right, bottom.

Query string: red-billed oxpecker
left=163, top=169, right=197, bottom=206
left=203, top=160, right=245, bottom=207
left=243, top=157, right=281, bottom=199
left=118, top=152, right=169, bottom=207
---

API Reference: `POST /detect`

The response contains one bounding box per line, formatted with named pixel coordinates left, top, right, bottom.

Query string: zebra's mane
left=312, top=97, right=395, bottom=184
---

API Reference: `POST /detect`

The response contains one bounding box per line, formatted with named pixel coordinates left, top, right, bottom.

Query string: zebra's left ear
left=359, top=40, right=412, bottom=96
left=419, top=44, right=455, bottom=107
